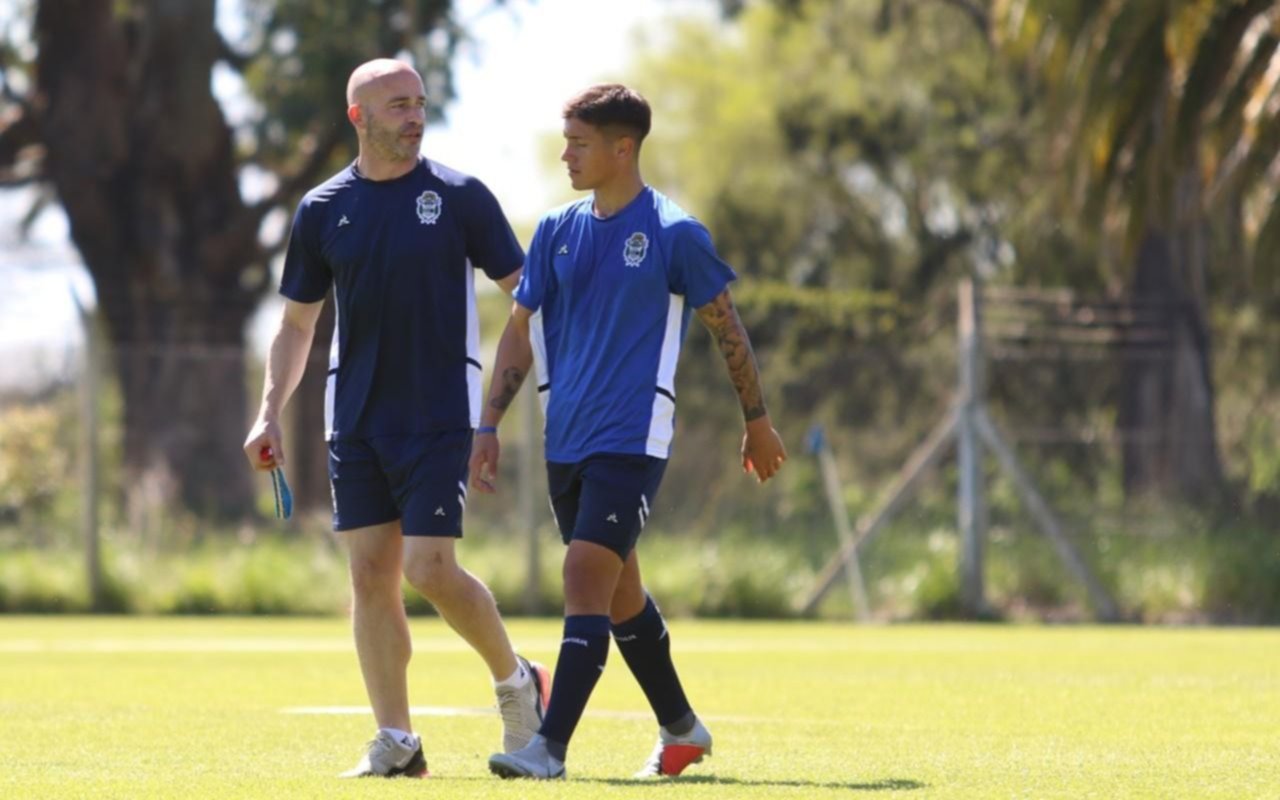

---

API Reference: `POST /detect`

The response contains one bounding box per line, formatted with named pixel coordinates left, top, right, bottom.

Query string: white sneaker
left=635, top=716, right=713, bottom=778
left=488, top=734, right=566, bottom=780
left=338, top=730, right=427, bottom=778
left=496, top=655, right=551, bottom=753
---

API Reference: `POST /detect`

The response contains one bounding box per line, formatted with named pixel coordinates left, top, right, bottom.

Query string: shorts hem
left=333, top=512, right=400, bottom=533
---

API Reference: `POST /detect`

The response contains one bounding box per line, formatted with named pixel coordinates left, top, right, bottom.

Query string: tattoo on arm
left=696, top=290, right=768, bottom=422
left=489, top=367, right=526, bottom=411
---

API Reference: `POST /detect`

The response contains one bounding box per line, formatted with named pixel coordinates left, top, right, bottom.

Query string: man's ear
left=347, top=104, right=362, bottom=126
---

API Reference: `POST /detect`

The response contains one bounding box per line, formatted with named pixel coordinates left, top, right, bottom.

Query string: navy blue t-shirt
left=281, top=157, right=523, bottom=440
left=515, top=186, right=737, bottom=462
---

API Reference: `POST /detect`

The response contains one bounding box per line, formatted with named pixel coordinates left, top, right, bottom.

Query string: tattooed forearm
left=696, top=289, right=768, bottom=422
left=489, top=366, right=526, bottom=411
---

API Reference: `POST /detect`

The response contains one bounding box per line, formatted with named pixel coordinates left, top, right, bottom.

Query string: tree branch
left=251, top=119, right=347, bottom=221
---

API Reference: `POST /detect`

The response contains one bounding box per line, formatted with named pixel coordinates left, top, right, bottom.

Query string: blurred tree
left=626, top=0, right=1066, bottom=531
left=0, top=0, right=493, bottom=518
left=993, top=0, right=1280, bottom=501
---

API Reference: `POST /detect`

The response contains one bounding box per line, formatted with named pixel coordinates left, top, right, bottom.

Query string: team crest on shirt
left=415, top=190, right=442, bottom=225
left=623, top=232, right=649, bottom=267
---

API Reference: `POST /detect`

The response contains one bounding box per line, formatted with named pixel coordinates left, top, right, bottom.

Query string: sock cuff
left=564, top=614, right=612, bottom=639
left=612, top=595, right=662, bottom=638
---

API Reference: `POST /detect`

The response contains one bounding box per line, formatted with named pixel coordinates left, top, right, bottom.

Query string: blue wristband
left=476, top=425, right=498, bottom=435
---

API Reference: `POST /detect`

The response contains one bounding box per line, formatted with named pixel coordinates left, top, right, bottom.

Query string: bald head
left=346, top=59, right=421, bottom=106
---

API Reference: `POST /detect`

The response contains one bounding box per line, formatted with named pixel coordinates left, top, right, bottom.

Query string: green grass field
left=0, top=617, right=1276, bottom=799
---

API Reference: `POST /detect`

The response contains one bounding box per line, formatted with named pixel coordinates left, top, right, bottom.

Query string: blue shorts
left=546, top=453, right=667, bottom=560
left=328, top=429, right=472, bottom=536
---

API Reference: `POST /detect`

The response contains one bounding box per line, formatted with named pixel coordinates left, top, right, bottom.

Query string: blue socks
left=538, top=614, right=611, bottom=758
left=612, top=595, right=693, bottom=730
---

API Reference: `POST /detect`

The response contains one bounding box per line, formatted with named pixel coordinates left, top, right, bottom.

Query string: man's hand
left=243, top=418, right=285, bottom=472
left=469, top=430, right=501, bottom=493
left=742, top=415, right=787, bottom=483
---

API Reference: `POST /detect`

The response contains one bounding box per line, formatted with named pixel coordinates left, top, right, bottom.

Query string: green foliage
left=623, top=0, right=1103, bottom=544
left=236, top=0, right=466, bottom=166
left=0, top=550, right=85, bottom=612
left=2, top=501, right=1280, bottom=621
left=634, top=0, right=1028, bottom=295
left=0, top=402, right=73, bottom=518
left=1243, top=415, right=1280, bottom=497
left=1214, top=303, right=1280, bottom=508
left=1201, top=527, right=1280, bottom=624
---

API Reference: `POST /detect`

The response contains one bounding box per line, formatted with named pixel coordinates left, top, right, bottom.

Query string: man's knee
left=403, top=544, right=464, bottom=601
left=348, top=551, right=400, bottom=600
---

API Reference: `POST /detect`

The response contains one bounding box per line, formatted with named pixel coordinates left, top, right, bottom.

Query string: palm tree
left=994, top=0, right=1280, bottom=501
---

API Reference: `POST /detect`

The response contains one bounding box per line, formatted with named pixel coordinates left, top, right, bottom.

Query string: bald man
left=243, top=59, right=549, bottom=778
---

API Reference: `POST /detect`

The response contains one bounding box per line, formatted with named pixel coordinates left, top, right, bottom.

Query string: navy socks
left=538, top=614, right=611, bottom=758
left=612, top=595, right=693, bottom=730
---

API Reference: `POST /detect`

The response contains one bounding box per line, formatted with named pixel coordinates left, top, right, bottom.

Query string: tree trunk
left=1119, top=226, right=1223, bottom=502
left=108, top=293, right=255, bottom=518
left=36, top=0, right=264, bottom=519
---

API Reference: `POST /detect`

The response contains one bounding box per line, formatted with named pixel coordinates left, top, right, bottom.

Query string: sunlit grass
left=0, top=617, right=1276, bottom=798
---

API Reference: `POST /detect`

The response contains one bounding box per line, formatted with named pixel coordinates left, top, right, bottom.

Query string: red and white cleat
left=634, top=716, right=713, bottom=778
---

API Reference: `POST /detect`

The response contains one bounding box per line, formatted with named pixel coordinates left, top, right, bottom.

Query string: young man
left=242, top=59, right=549, bottom=778
left=471, top=84, right=787, bottom=780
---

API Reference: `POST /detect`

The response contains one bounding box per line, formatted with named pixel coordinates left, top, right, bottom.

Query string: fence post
left=808, top=425, right=871, bottom=621
left=75, top=295, right=104, bottom=610
left=957, top=279, right=987, bottom=616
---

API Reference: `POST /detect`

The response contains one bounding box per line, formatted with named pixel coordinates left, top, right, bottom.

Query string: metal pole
left=75, top=295, right=103, bottom=611
left=802, top=405, right=959, bottom=614
left=974, top=409, right=1121, bottom=622
left=957, top=280, right=987, bottom=616
left=810, top=427, right=871, bottom=621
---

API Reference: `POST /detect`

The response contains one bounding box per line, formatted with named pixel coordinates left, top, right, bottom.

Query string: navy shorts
left=328, top=429, right=472, bottom=536
left=546, top=453, right=667, bottom=560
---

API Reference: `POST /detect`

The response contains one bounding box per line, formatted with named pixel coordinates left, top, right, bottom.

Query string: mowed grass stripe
left=0, top=616, right=1276, bottom=799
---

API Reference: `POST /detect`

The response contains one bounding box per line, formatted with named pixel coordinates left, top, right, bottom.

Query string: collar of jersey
left=350, top=155, right=427, bottom=185
left=589, top=185, right=651, bottom=223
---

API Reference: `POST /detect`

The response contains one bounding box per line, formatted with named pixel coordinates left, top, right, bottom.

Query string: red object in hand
left=260, top=446, right=274, bottom=463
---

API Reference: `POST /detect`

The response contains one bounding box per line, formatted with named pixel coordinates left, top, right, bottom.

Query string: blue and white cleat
left=488, top=734, right=566, bottom=780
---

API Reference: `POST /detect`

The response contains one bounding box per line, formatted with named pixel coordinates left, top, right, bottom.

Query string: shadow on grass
left=581, top=776, right=927, bottom=792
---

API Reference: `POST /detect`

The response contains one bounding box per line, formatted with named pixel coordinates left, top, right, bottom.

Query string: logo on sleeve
left=623, top=232, right=649, bottom=267
left=416, top=191, right=442, bottom=225
left=557, top=244, right=570, bottom=256
left=338, top=214, right=351, bottom=227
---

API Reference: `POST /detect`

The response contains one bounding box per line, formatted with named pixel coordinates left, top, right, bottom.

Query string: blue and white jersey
left=515, top=186, right=737, bottom=462
left=280, top=157, right=523, bottom=440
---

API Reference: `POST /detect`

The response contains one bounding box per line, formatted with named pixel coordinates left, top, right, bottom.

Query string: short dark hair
left=562, top=84, right=651, bottom=145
